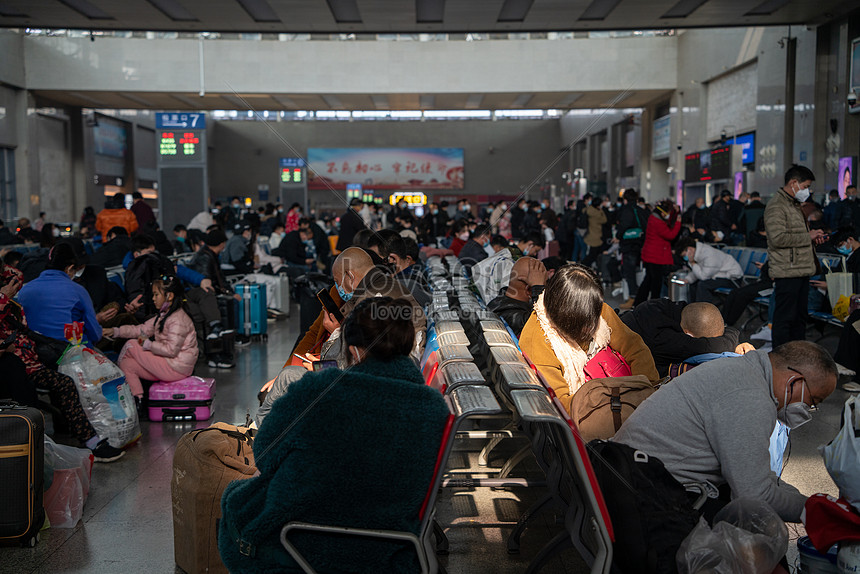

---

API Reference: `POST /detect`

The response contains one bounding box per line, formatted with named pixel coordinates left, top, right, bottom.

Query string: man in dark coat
left=89, top=226, right=132, bottom=269
left=615, top=189, right=648, bottom=309
left=621, top=298, right=746, bottom=377
left=335, top=198, right=366, bottom=253
left=457, top=224, right=491, bottom=272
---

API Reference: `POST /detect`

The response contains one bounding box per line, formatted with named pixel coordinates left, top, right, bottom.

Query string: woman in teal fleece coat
left=219, top=297, right=450, bottom=573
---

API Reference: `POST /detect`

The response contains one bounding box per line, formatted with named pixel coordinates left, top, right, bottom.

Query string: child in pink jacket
left=106, top=275, right=198, bottom=398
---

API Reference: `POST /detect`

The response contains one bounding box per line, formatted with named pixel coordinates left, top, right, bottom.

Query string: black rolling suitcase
left=0, top=401, right=45, bottom=547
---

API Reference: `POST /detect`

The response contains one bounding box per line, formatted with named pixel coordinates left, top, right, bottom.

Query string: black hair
left=750, top=191, right=761, bottom=198
left=132, top=191, right=143, bottom=200
left=298, top=217, right=313, bottom=227
left=490, top=235, right=509, bottom=249
left=46, top=242, right=78, bottom=271
left=623, top=189, right=639, bottom=203
left=290, top=202, right=302, bottom=210
left=402, top=237, right=420, bottom=263
left=108, top=226, right=129, bottom=238
left=39, top=224, right=56, bottom=249
left=591, top=196, right=603, bottom=207
left=831, top=227, right=858, bottom=246
left=541, top=256, right=565, bottom=273
left=152, top=275, right=188, bottom=333
left=343, top=296, right=415, bottom=362
left=524, top=232, right=546, bottom=250
left=368, top=229, right=402, bottom=259
left=173, top=224, right=187, bottom=232
left=352, top=228, right=375, bottom=249
left=544, top=263, right=604, bottom=345
left=451, top=219, right=469, bottom=234
left=131, top=235, right=155, bottom=253
left=3, top=251, right=22, bottom=268
left=674, top=236, right=697, bottom=258
left=471, top=223, right=491, bottom=239
left=784, top=164, right=815, bottom=185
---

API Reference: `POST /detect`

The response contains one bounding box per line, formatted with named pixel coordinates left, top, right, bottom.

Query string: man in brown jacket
left=763, top=165, right=826, bottom=347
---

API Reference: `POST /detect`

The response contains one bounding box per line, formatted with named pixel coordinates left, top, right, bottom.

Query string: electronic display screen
left=725, top=133, right=755, bottom=165
left=159, top=131, right=202, bottom=161
left=281, top=168, right=304, bottom=184
left=685, top=145, right=732, bottom=183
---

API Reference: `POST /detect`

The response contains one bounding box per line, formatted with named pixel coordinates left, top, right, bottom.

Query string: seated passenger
left=274, top=221, right=317, bottom=274
left=458, top=223, right=492, bottom=271
left=490, top=234, right=509, bottom=253
left=0, top=261, right=124, bottom=462
left=614, top=341, right=837, bottom=523
left=18, top=242, right=112, bottom=345
left=519, top=263, right=659, bottom=417
left=90, top=226, right=132, bottom=268
left=508, top=232, right=546, bottom=260
left=172, top=224, right=191, bottom=254
left=106, top=276, right=197, bottom=400
left=186, top=229, right=232, bottom=294
left=220, top=297, right=449, bottom=573
left=221, top=223, right=254, bottom=275
left=832, top=227, right=860, bottom=272
left=125, top=235, right=176, bottom=320
left=621, top=299, right=752, bottom=377
left=674, top=237, right=744, bottom=303
left=449, top=219, right=470, bottom=256
left=387, top=234, right=432, bottom=308
left=95, top=193, right=138, bottom=238
left=487, top=257, right=546, bottom=338
left=722, top=261, right=772, bottom=326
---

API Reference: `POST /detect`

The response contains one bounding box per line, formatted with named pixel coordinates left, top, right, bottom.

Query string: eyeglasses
left=787, top=367, right=819, bottom=411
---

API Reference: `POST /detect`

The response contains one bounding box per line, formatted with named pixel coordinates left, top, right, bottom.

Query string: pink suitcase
left=147, top=376, right=215, bottom=422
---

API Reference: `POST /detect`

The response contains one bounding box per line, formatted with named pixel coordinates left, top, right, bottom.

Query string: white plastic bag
left=471, top=248, right=514, bottom=303
left=820, top=396, right=860, bottom=513
left=59, top=344, right=141, bottom=448
left=43, top=436, right=94, bottom=529
left=677, top=498, right=788, bottom=574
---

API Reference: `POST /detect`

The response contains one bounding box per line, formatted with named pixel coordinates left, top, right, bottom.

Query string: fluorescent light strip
left=423, top=110, right=491, bottom=118
left=235, top=0, right=280, bottom=23
left=144, top=0, right=197, bottom=21
left=661, top=0, right=709, bottom=19
left=497, top=0, right=534, bottom=22
left=326, top=0, right=361, bottom=23
left=0, top=3, right=28, bottom=17
left=416, top=0, right=444, bottom=23
left=495, top=109, right=544, bottom=117
left=744, top=0, right=790, bottom=16
left=57, top=0, right=112, bottom=19
left=578, top=0, right=622, bottom=21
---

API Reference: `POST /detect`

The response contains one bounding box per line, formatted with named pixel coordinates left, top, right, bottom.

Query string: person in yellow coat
left=519, top=263, right=659, bottom=417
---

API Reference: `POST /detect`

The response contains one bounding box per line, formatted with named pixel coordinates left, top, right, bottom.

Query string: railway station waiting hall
left=1, top=1, right=860, bottom=573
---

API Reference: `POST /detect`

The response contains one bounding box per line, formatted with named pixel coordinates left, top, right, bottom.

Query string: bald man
left=615, top=341, right=838, bottom=523
left=331, top=247, right=426, bottom=361
left=487, top=257, right=546, bottom=337
left=622, top=299, right=752, bottom=377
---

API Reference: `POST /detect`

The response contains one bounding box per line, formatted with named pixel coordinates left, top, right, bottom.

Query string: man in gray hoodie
left=614, top=340, right=837, bottom=522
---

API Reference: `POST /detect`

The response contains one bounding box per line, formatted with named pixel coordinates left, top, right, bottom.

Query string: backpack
left=587, top=440, right=699, bottom=574
left=570, top=375, right=656, bottom=442
left=576, top=206, right=589, bottom=230
left=667, top=352, right=741, bottom=380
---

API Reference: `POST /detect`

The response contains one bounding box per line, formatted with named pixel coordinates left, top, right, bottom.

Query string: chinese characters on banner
left=307, top=148, right=464, bottom=191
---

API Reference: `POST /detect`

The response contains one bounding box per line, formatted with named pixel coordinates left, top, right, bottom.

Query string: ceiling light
left=744, top=0, right=790, bottom=16
left=326, top=0, right=361, bottom=23
left=660, top=0, right=709, bottom=19
left=416, top=0, right=444, bottom=23
left=497, top=0, right=534, bottom=22
left=578, top=0, right=622, bottom=21
left=57, top=0, right=112, bottom=19
left=144, top=0, right=197, bottom=21
left=235, top=0, right=280, bottom=23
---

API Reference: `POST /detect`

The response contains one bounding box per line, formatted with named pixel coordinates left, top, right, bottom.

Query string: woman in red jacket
left=634, top=199, right=681, bottom=306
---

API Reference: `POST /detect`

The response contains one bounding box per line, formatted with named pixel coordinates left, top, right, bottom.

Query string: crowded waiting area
left=1, top=1, right=860, bottom=573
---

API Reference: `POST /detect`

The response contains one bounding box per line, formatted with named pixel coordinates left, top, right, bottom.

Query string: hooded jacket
left=113, top=308, right=198, bottom=376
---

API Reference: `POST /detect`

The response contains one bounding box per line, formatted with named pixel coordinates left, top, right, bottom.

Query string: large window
left=0, top=148, right=16, bottom=222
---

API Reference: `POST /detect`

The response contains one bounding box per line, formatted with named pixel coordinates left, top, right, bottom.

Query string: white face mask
left=794, top=188, right=810, bottom=203
left=73, top=267, right=85, bottom=278
left=777, top=376, right=813, bottom=430
left=52, top=228, right=60, bottom=237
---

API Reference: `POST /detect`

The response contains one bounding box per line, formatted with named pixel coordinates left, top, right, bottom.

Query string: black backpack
left=576, top=206, right=589, bottom=230
left=587, top=440, right=699, bottom=574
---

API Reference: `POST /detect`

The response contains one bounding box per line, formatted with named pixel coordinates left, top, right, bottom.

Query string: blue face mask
left=335, top=281, right=353, bottom=302
left=176, top=236, right=185, bottom=243
left=837, top=245, right=853, bottom=256
left=682, top=254, right=690, bottom=262
left=483, top=240, right=490, bottom=248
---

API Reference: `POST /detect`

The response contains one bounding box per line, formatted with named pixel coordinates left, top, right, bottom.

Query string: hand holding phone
left=316, top=289, right=344, bottom=324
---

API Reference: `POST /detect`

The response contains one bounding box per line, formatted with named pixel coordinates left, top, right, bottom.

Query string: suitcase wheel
left=22, top=534, right=37, bottom=548
left=262, top=334, right=268, bottom=342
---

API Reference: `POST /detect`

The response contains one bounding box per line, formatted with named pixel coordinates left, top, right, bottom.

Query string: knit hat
left=205, top=229, right=227, bottom=246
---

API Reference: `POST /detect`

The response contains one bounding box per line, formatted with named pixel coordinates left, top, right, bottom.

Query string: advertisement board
left=308, top=148, right=465, bottom=191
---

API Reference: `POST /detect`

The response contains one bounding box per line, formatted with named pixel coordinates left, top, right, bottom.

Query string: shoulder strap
left=633, top=208, right=641, bottom=228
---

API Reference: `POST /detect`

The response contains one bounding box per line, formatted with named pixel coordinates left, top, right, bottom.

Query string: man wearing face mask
left=764, top=165, right=825, bottom=347
left=837, top=185, right=860, bottom=232
left=458, top=223, right=492, bottom=272
left=614, top=340, right=838, bottom=523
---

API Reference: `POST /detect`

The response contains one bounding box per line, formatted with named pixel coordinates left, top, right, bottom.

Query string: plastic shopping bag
left=43, top=436, right=94, bottom=528
left=820, top=396, right=860, bottom=513
left=58, top=326, right=140, bottom=449
left=677, top=498, right=788, bottom=574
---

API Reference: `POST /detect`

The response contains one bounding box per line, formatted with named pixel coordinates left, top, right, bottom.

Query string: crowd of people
left=0, top=164, right=855, bottom=570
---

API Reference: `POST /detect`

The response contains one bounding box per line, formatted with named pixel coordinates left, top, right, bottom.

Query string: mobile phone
left=312, top=360, right=339, bottom=372
left=316, top=288, right=345, bottom=323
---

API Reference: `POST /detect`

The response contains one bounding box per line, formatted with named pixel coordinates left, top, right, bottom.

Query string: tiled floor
left=0, top=297, right=852, bottom=574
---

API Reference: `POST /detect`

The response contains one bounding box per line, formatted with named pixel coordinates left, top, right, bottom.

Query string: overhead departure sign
left=279, top=157, right=306, bottom=186
left=155, top=112, right=206, bottom=129
left=389, top=191, right=427, bottom=206
left=159, top=131, right=202, bottom=160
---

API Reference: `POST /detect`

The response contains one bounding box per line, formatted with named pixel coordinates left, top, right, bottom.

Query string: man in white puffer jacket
left=675, top=237, right=743, bottom=303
